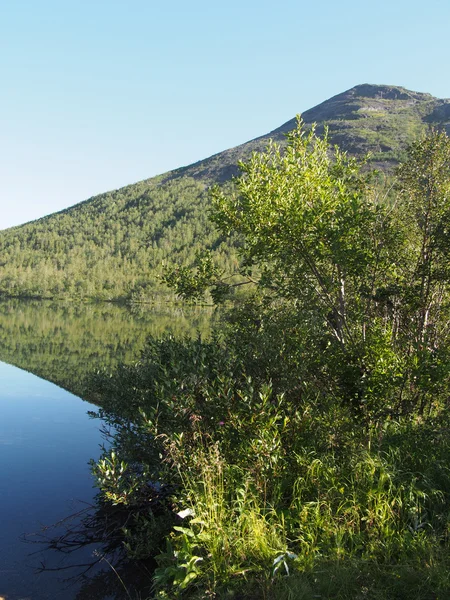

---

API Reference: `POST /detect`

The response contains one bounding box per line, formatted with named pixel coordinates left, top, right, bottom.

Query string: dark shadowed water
left=0, top=299, right=213, bottom=599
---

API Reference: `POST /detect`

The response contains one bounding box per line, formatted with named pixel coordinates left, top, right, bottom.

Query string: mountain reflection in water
left=0, top=298, right=214, bottom=401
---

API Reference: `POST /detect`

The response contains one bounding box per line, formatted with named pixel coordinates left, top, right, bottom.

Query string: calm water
left=0, top=299, right=213, bottom=599
left=0, top=361, right=101, bottom=599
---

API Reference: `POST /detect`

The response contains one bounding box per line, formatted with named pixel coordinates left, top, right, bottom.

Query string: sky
left=1, top=0, right=450, bottom=229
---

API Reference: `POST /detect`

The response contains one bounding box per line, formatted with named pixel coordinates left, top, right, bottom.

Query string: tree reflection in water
left=26, top=497, right=156, bottom=600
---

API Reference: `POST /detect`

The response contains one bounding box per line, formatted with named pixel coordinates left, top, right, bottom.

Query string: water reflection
left=27, top=499, right=155, bottom=600
left=0, top=298, right=214, bottom=401
left=0, top=299, right=213, bottom=599
left=0, top=362, right=101, bottom=599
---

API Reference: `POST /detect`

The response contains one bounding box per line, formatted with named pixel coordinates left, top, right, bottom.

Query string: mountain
left=166, top=83, right=449, bottom=181
left=1, top=84, right=449, bottom=302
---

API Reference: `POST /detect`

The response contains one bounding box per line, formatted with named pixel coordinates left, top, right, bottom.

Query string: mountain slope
left=1, top=84, right=449, bottom=302
left=165, top=83, right=448, bottom=181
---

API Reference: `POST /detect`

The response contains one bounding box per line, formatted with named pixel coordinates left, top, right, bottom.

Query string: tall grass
left=150, top=414, right=450, bottom=599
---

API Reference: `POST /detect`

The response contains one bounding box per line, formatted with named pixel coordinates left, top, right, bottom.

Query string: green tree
left=167, top=121, right=450, bottom=420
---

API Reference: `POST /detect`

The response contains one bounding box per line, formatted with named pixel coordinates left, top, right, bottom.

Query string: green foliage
left=171, top=122, right=450, bottom=419
left=162, top=251, right=224, bottom=302
left=88, top=124, right=450, bottom=598
left=91, top=336, right=450, bottom=599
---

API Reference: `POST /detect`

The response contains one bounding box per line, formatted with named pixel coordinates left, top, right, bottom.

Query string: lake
left=0, top=299, right=213, bottom=599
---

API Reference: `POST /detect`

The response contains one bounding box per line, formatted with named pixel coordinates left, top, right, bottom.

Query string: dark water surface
left=0, top=299, right=213, bottom=599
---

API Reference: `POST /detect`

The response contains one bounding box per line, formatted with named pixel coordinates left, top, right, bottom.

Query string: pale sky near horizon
left=1, top=0, right=450, bottom=230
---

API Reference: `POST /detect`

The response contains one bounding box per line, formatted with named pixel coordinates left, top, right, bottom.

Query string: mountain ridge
left=160, top=83, right=448, bottom=184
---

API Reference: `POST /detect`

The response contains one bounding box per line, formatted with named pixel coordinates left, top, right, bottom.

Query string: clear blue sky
left=1, top=0, right=450, bottom=229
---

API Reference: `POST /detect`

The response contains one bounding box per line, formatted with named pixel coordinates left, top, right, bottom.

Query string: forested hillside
left=0, top=178, right=238, bottom=300
left=1, top=83, right=449, bottom=301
